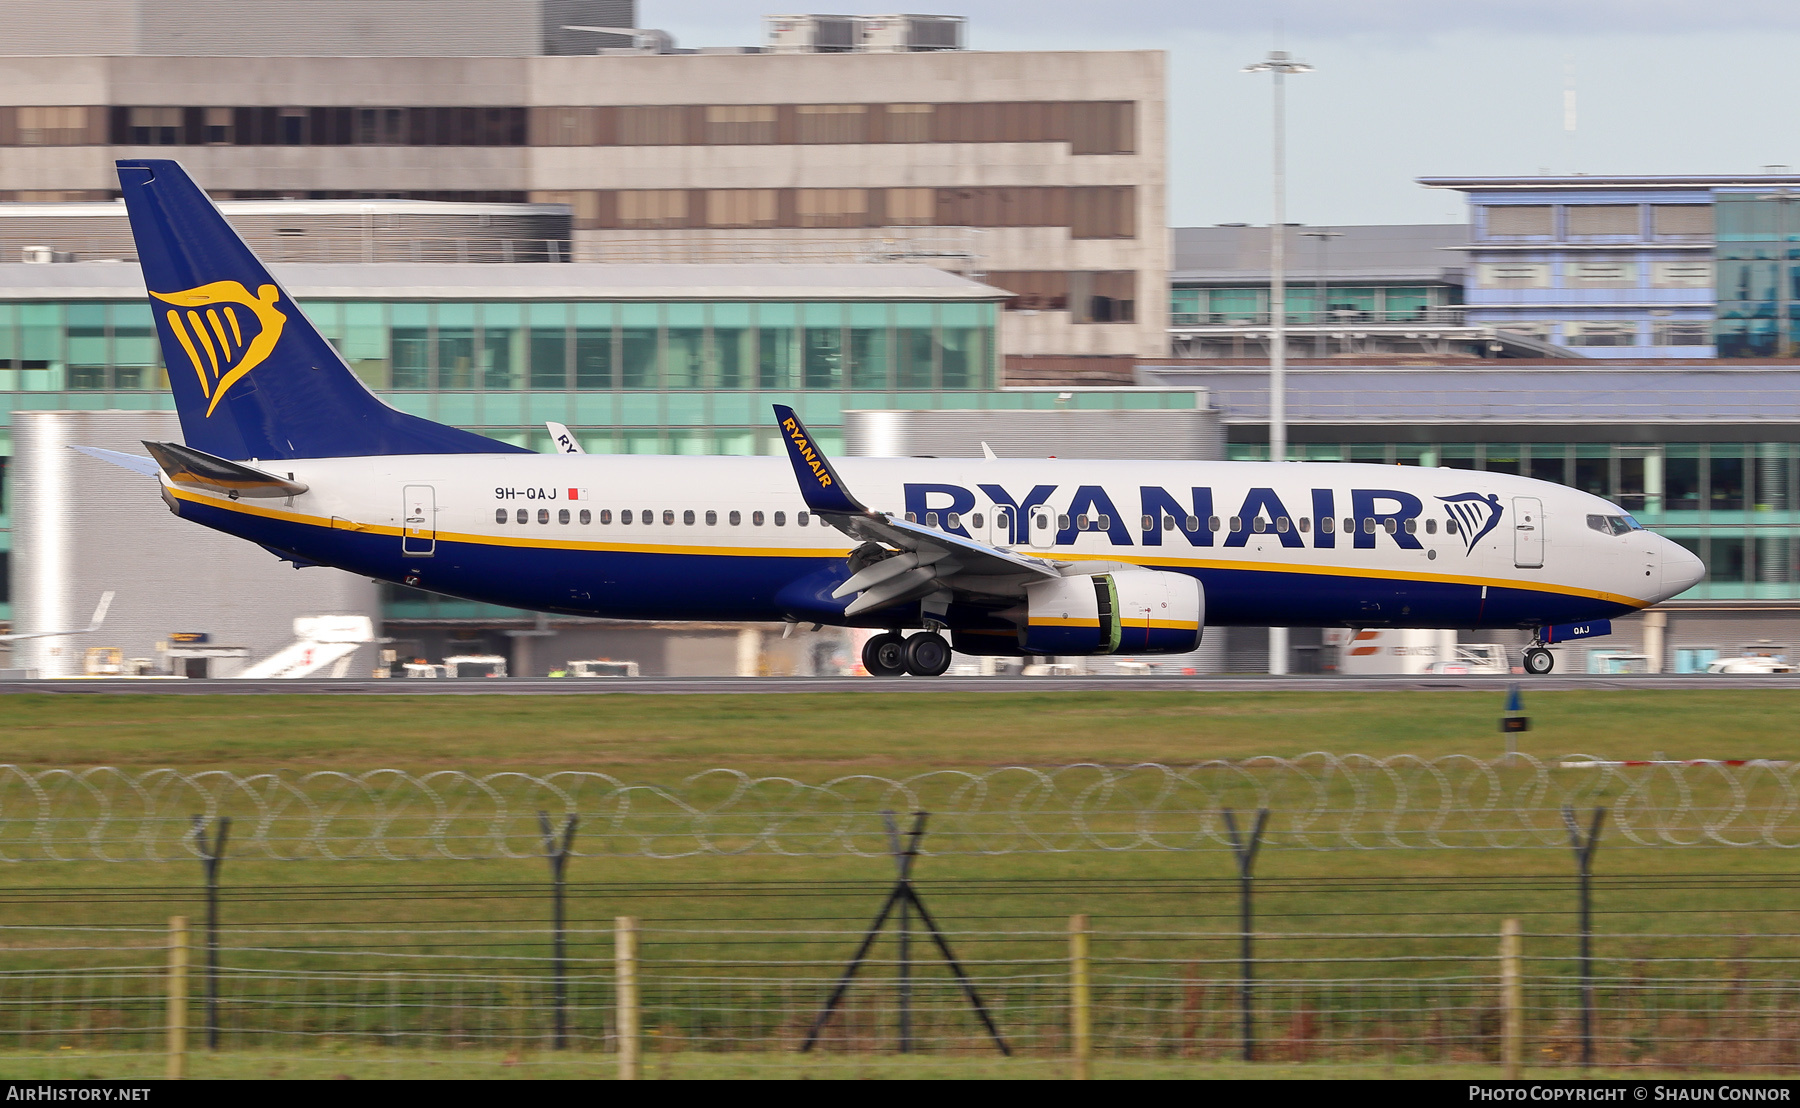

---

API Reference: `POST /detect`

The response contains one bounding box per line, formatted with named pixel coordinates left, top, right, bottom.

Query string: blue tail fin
left=116, top=159, right=525, bottom=460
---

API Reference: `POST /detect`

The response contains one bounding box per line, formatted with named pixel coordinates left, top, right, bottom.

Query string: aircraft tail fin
left=115, top=159, right=526, bottom=460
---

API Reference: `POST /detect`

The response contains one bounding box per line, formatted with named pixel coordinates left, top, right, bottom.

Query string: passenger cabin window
left=1058, top=514, right=1071, bottom=529
left=926, top=511, right=939, bottom=527
left=580, top=509, right=592, bottom=524
left=1404, top=519, right=1416, bottom=534
left=1425, top=519, right=1436, bottom=534
left=622, top=510, right=634, bottom=524
left=1076, top=515, right=1090, bottom=530
left=495, top=508, right=506, bottom=524
left=1276, top=517, right=1291, bottom=533
left=1230, top=516, right=1243, bottom=532
left=1299, top=517, right=1310, bottom=533
left=664, top=510, right=676, bottom=525
left=971, top=512, right=983, bottom=529
left=729, top=510, right=741, bottom=525
left=774, top=511, right=787, bottom=526
left=683, top=510, right=695, bottom=525
left=600, top=509, right=613, bottom=524
left=538, top=509, right=549, bottom=524
left=1383, top=519, right=1396, bottom=534
left=1446, top=518, right=1458, bottom=534
left=753, top=511, right=765, bottom=525
left=706, top=510, right=718, bottom=525
left=906, top=512, right=917, bottom=523
left=559, top=508, right=570, bottom=524
left=516, top=508, right=528, bottom=524
left=1209, top=516, right=1221, bottom=531
left=1321, top=517, right=1334, bottom=534
left=1184, top=515, right=1198, bottom=531
left=799, top=511, right=810, bottom=526
left=944, top=512, right=957, bottom=529
left=1098, top=515, right=1110, bottom=529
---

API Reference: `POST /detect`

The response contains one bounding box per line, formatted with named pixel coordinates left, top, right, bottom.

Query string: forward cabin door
left=403, top=485, right=437, bottom=556
left=1513, top=496, right=1543, bottom=568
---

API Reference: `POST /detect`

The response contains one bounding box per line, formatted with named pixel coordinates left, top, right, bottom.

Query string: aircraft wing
left=772, top=405, right=1059, bottom=617
left=0, top=591, right=114, bottom=644
left=141, top=441, right=308, bottom=498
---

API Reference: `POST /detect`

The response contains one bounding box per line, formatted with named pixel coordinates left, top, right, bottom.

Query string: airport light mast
left=1244, top=48, right=1311, bottom=676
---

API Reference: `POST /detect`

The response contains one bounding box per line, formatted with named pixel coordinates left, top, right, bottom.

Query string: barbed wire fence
left=2, top=755, right=1797, bottom=861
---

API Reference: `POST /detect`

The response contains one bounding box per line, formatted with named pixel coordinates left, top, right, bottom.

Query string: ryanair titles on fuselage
left=902, top=481, right=1498, bottom=553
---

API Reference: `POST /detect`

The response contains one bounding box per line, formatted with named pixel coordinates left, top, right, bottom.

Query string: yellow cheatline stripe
left=1123, top=619, right=1199, bottom=630
left=166, top=310, right=209, bottom=398
left=205, top=308, right=234, bottom=357
left=1031, top=617, right=1100, bottom=628
left=1054, top=550, right=1648, bottom=610
left=187, top=309, right=220, bottom=377
left=169, top=489, right=1646, bottom=609
left=224, top=305, right=242, bottom=347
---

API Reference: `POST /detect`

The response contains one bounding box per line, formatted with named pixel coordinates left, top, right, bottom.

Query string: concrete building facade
left=0, top=48, right=1168, bottom=362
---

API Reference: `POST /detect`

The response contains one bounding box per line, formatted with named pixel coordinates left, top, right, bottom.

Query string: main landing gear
left=1523, top=646, right=1555, bottom=675
left=863, top=630, right=953, bottom=677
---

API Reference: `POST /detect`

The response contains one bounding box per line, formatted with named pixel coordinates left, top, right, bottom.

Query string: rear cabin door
left=1512, top=496, right=1543, bottom=568
left=403, top=485, right=437, bottom=557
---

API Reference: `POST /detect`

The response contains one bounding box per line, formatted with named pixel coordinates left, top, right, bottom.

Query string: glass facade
left=1229, top=438, right=1800, bottom=600
left=1169, top=284, right=1459, bottom=326
left=1715, top=194, right=1800, bottom=358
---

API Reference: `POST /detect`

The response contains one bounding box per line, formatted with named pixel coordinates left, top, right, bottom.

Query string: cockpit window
left=1587, top=513, right=1643, bottom=536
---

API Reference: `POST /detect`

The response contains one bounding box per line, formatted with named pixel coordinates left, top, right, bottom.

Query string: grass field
left=0, top=689, right=1794, bottom=1078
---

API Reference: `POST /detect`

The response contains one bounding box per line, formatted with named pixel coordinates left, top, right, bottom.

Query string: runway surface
left=4, top=674, right=1799, bottom=695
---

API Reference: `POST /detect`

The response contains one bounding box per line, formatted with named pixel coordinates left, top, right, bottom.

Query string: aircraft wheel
left=904, top=631, right=953, bottom=677
left=863, top=632, right=908, bottom=677
left=1523, top=647, right=1555, bottom=675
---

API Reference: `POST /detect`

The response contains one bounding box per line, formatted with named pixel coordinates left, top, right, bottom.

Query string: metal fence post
left=1563, top=806, right=1605, bottom=1070
left=166, top=916, right=188, bottom=1081
left=539, top=811, right=577, bottom=1051
left=1501, top=918, right=1523, bottom=1079
left=191, top=816, right=228, bottom=1051
left=1223, top=807, right=1270, bottom=1063
left=1070, top=914, right=1091, bottom=1080
left=616, top=916, right=639, bottom=1080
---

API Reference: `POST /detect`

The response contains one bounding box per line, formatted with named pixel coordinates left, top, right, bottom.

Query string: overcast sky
left=648, top=1, right=1800, bottom=228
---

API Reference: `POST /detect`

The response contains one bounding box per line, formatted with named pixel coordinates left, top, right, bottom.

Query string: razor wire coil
left=0, top=754, right=1795, bottom=861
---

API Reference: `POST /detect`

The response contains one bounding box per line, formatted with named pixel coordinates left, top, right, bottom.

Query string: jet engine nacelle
left=1019, top=569, right=1204, bottom=656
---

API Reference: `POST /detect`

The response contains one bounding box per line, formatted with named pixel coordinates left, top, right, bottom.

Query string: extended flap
left=142, top=440, right=308, bottom=498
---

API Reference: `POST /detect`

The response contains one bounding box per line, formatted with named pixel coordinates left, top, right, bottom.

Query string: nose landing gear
left=861, top=630, right=954, bottom=677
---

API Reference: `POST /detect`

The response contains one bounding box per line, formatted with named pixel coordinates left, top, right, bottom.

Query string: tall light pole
left=1244, top=48, right=1311, bottom=676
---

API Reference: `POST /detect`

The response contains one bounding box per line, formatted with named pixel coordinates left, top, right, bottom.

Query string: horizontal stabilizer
left=70, top=446, right=162, bottom=477
left=142, top=440, right=309, bottom=498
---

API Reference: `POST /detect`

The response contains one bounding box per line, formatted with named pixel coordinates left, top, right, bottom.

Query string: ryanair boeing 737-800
left=84, top=160, right=1704, bottom=677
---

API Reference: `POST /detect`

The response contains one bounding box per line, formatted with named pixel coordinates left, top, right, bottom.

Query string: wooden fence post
left=166, top=916, right=188, bottom=1081
left=1070, top=914, right=1092, bottom=1080
left=616, top=916, right=639, bottom=1081
left=1501, top=918, right=1523, bottom=1079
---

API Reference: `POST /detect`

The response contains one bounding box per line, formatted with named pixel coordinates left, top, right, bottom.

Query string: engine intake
left=1019, top=569, right=1203, bottom=656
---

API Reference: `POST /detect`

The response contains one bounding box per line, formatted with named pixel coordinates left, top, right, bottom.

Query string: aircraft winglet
left=772, top=405, right=867, bottom=516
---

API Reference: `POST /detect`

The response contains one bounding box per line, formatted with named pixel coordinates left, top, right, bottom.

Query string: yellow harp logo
left=151, top=281, right=287, bottom=417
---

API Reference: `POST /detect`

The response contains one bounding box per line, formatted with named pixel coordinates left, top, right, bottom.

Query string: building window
left=126, top=107, right=182, bottom=145
left=617, top=190, right=689, bottom=228
left=704, top=105, right=777, bottom=144
left=277, top=107, right=308, bottom=145
left=795, top=104, right=868, bottom=144
left=1066, top=101, right=1135, bottom=154
left=1652, top=262, right=1713, bottom=289
left=1564, top=322, right=1640, bottom=347
left=705, top=189, right=778, bottom=228
left=797, top=188, right=868, bottom=228
left=1653, top=205, right=1713, bottom=238
left=617, top=106, right=690, bottom=145
left=1652, top=320, right=1713, bottom=347
left=1069, top=186, right=1135, bottom=239
left=1069, top=272, right=1136, bottom=324
left=885, top=187, right=934, bottom=226
left=1567, top=261, right=1637, bottom=288
left=16, top=106, right=92, bottom=145
left=1478, top=263, right=1551, bottom=288
left=1483, top=205, right=1553, bottom=237
left=354, top=108, right=405, bottom=145
left=884, top=103, right=933, bottom=142
left=1566, top=205, right=1640, bottom=237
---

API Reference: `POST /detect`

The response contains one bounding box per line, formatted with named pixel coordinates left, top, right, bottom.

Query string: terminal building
left=1420, top=174, right=1800, bottom=360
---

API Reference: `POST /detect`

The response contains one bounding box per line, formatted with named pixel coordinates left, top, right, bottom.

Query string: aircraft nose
left=1659, top=535, right=1705, bottom=597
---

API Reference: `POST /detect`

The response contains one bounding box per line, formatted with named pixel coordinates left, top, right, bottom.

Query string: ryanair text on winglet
left=783, top=417, right=835, bottom=489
